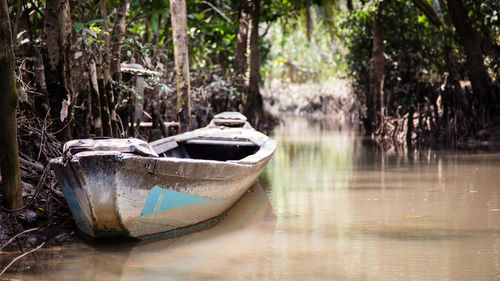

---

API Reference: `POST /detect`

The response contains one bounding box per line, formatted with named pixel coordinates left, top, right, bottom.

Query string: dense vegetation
left=339, top=0, right=499, bottom=148
left=263, top=0, right=499, bottom=148
left=0, top=0, right=499, bottom=250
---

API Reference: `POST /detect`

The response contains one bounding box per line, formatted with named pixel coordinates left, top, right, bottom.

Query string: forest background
left=0, top=0, right=499, bottom=244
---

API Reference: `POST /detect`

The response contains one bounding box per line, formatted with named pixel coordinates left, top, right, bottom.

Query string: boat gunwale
left=65, top=127, right=276, bottom=168
left=65, top=147, right=272, bottom=182
left=149, top=127, right=276, bottom=165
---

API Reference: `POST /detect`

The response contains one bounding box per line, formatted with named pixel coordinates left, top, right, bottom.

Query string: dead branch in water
left=0, top=241, right=45, bottom=276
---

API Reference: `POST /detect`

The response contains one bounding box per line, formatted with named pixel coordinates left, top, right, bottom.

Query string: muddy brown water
left=2, top=117, right=500, bottom=280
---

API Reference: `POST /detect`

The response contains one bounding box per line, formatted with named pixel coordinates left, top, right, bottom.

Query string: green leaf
left=417, top=15, right=426, bottom=24
left=74, top=22, right=84, bottom=33
left=152, top=16, right=158, bottom=32
left=193, top=12, right=205, bottom=21
left=84, top=18, right=104, bottom=26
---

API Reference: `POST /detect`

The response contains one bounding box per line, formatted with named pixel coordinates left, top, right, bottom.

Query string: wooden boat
left=50, top=112, right=276, bottom=239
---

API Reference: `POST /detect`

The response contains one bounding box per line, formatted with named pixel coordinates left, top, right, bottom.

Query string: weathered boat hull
left=50, top=113, right=275, bottom=239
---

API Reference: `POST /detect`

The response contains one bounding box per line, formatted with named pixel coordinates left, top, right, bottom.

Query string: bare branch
left=0, top=242, right=45, bottom=276
left=201, top=1, right=232, bottom=23
left=0, top=228, right=39, bottom=251
left=410, top=0, right=446, bottom=28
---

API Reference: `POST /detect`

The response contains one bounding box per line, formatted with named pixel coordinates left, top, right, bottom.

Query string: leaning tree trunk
left=0, top=0, right=23, bottom=210
left=106, top=0, right=128, bottom=137
left=245, top=0, right=265, bottom=128
left=170, top=0, right=191, bottom=133
left=110, top=0, right=129, bottom=82
left=447, top=0, right=493, bottom=116
left=99, top=0, right=114, bottom=137
left=234, top=3, right=250, bottom=77
left=306, top=2, right=313, bottom=41
left=42, top=0, right=74, bottom=141
left=366, top=0, right=385, bottom=135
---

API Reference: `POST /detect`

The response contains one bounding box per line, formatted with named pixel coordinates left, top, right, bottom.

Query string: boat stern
left=50, top=152, right=129, bottom=238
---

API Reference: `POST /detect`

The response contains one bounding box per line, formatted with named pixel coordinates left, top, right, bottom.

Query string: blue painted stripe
left=60, top=179, right=93, bottom=235
left=140, top=186, right=216, bottom=217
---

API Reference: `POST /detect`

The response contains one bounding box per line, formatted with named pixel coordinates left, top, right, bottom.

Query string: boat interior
left=158, top=139, right=259, bottom=161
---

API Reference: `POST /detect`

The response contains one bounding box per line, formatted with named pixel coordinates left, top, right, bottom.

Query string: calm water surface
left=3, top=117, right=500, bottom=280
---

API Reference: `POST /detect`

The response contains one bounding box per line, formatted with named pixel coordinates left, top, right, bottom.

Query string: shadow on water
left=1, top=182, right=276, bottom=280
left=374, top=227, right=472, bottom=241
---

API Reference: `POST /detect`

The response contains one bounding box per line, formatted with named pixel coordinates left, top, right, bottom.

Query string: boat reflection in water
left=1, top=182, right=275, bottom=280
left=122, top=182, right=276, bottom=280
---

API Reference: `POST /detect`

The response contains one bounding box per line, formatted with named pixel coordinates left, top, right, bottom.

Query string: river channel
left=2, top=117, right=500, bottom=280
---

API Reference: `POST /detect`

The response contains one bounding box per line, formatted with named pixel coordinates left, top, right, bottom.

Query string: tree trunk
left=347, top=0, right=353, bottom=11
left=128, top=92, right=136, bottom=137
left=170, top=0, right=191, bottom=133
left=407, top=106, right=415, bottom=149
left=42, top=0, right=74, bottom=141
left=100, top=0, right=118, bottom=137
left=245, top=0, right=265, bottom=128
left=12, top=0, right=22, bottom=46
left=74, top=57, right=92, bottom=139
left=410, top=0, right=444, bottom=27
left=110, top=0, right=129, bottom=82
left=0, top=0, right=23, bottom=210
left=444, top=45, right=469, bottom=112
left=446, top=0, right=493, bottom=111
left=366, top=0, right=385, bottom=135
left=103, top=0, right=127, bottom=138
left=306, top=3, right=313, bottom=41
left=98, top=78, right=112, bottom=136
left=234, top=4, right=250, bottom=77
left=33, top=47, right=50, bottom=117
left=89, top=60, right=103, bottom=136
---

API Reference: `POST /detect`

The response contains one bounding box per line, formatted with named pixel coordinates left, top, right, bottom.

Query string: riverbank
left=263, top=79, right=360, bottom=122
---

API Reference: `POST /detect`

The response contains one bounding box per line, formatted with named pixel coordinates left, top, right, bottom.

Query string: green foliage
left=338, top=0, right=450, bottom=112
left=466, top=0, right=500, bottom=74
left=263, top=5, right=343, bottom=84
left=185, top=0, right=238, bottom=71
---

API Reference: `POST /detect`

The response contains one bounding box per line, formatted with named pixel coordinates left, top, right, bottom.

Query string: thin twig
left=0, top=228, right=39, bottom=252
left=0, top=242, right=45, bottom=276
left=259, top=23, right=272, bottom=38
left=201, top=1, right=232, bottom=22
left=125, top=10, right=144, bottom=30
left=37, top=109, right=50, bottom=161
left=51, top=116, right=74, bottom=135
